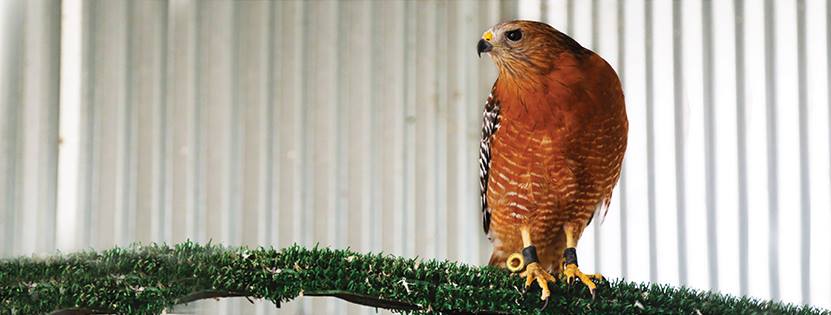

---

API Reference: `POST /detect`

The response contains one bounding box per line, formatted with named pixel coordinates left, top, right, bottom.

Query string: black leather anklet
left=522, top=245, right=539, bottom=265
left=563, top=247, right=578, bottom=266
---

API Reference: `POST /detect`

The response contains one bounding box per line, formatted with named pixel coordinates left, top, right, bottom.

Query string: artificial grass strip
left=0, top=242, right=825, bottom=314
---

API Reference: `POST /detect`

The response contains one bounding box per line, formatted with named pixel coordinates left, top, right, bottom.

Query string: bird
left=477, top=20, right=627, bottom=301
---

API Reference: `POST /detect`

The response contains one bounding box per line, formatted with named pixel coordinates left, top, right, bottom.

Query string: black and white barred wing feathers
left=479, top=88, right=501, bottom=236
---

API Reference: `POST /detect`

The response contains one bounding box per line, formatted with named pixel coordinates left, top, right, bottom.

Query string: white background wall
left=1, top=0, right=830, bottom=313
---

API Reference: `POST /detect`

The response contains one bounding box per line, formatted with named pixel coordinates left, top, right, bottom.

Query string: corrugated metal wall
left=2, top=0, right=831, bottom=313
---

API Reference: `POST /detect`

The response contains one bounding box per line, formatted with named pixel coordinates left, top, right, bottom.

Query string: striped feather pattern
left=480, top=89, right=501, bottom=236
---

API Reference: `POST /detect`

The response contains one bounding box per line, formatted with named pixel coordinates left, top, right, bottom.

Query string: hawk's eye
left=506, top=29, right=522, bottom=41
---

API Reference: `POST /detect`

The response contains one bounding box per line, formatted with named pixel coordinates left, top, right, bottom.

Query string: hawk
left=477, top=20, right=628, bottom=300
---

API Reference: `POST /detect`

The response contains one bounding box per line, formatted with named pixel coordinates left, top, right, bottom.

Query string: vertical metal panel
left=702, top=0, right=719, bottom=291
left=672, top=0, right=692, bottom=288
left=544, top=0, right=569, bottom=31
left=0, top=0, right=23, bottom=258
left=764, top=0, right=781, bottom=301
left=800, top=0, right=831, bottom=307
left=680, top=0, right=708, bottom=291
left=78, top=0, right=96, bottom=248
left=650, top=0, right=679, bottom=285
left=711, top=0, right=741, bottom=296
left=131, top=1, right=168, bottom=244
left=773, top=0, right=804, bottom=304
left=616, top=0, right=629, bottom=280
left=434, top=0, right=449, bottom=261
left=744, top=0, right=773, bottom=300
left=89, top=0, right=127, bottom=248
left=122, top=1, right=137, bottom=247
left=334, top=0, right=350, bottom=255
left=796, top=0, right=811, bottom=304
left=373, top=0, right=403, bottom=256
left=825, top=2, right=831, bottom=305
left=644, top=0, right=658, bottom=284
left=265, top=0, right=280, bottom=251
left=237, top=0, right=271, bottom=247
left=158, top=1, right=172, bottom=245
left=446, top=0, right=461, bottom=262
left=168, top=0, right=200, bottom=244
left=0, top=0, right=8, bottom=257
left=199, top=0, right=237, bottom=247
left=306, top=0, right=338, bottom=253
left=276, top=0, right=305, bottom=254
left=566, top=0, right=575, bottom=35
left=56, top=0, right=84, bottom=253
left=403, top=0, right=417, bottom=260
left=19, top=0, right=60, bottom=255
left=340, top=0, right=372, bottom=254
left=591, top=0, right=602, bottom=274
left=501, top=0, right=519, bottom=20
left=415, top=0, right=439, bottom=260
left=734, top=0, right=749, bottom=297
left=448, top=0, right=474, bottom=264
left=826, top=0, right=831, bottom=305
left=621, top=0, right=652, bottom=284
left=518, top=0, right=541, bottom=20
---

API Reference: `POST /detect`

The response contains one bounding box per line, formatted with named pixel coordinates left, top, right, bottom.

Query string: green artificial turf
left=0, top=242, right=826, bottom=314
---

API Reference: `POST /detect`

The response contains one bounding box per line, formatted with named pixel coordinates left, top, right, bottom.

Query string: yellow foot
left=520, top=262, right=557, bottom=300
left=561, top=263, right=603, bottom=297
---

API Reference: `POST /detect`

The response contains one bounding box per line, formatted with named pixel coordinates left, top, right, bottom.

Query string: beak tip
left=477, top=38, right=493, bottom=58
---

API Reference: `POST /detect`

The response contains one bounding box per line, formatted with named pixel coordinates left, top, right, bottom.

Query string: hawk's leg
left=517, top=227, right=556, bottom=300
left=561, top=224, right=604, bottom=297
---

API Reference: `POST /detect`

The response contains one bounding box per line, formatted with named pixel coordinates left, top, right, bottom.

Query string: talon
left=522, top=262, right=554, bottom=300
left=561, top=263, right=599, bottom=294
left=523, top=270, right=534, bottom=288
left=540, top=297, right=550, bottom=310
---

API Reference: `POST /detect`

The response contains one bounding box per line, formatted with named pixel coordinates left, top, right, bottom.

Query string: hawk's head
left=478, top=20, right=585, bottom=79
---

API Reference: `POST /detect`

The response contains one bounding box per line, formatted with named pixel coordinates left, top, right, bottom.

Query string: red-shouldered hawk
left=478, top=20, right=628, bottom=300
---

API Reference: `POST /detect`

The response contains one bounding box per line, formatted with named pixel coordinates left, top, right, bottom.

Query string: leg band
left=522, top=245, right=539, bottom=265
left=563, top=247, right=578, bottom=266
